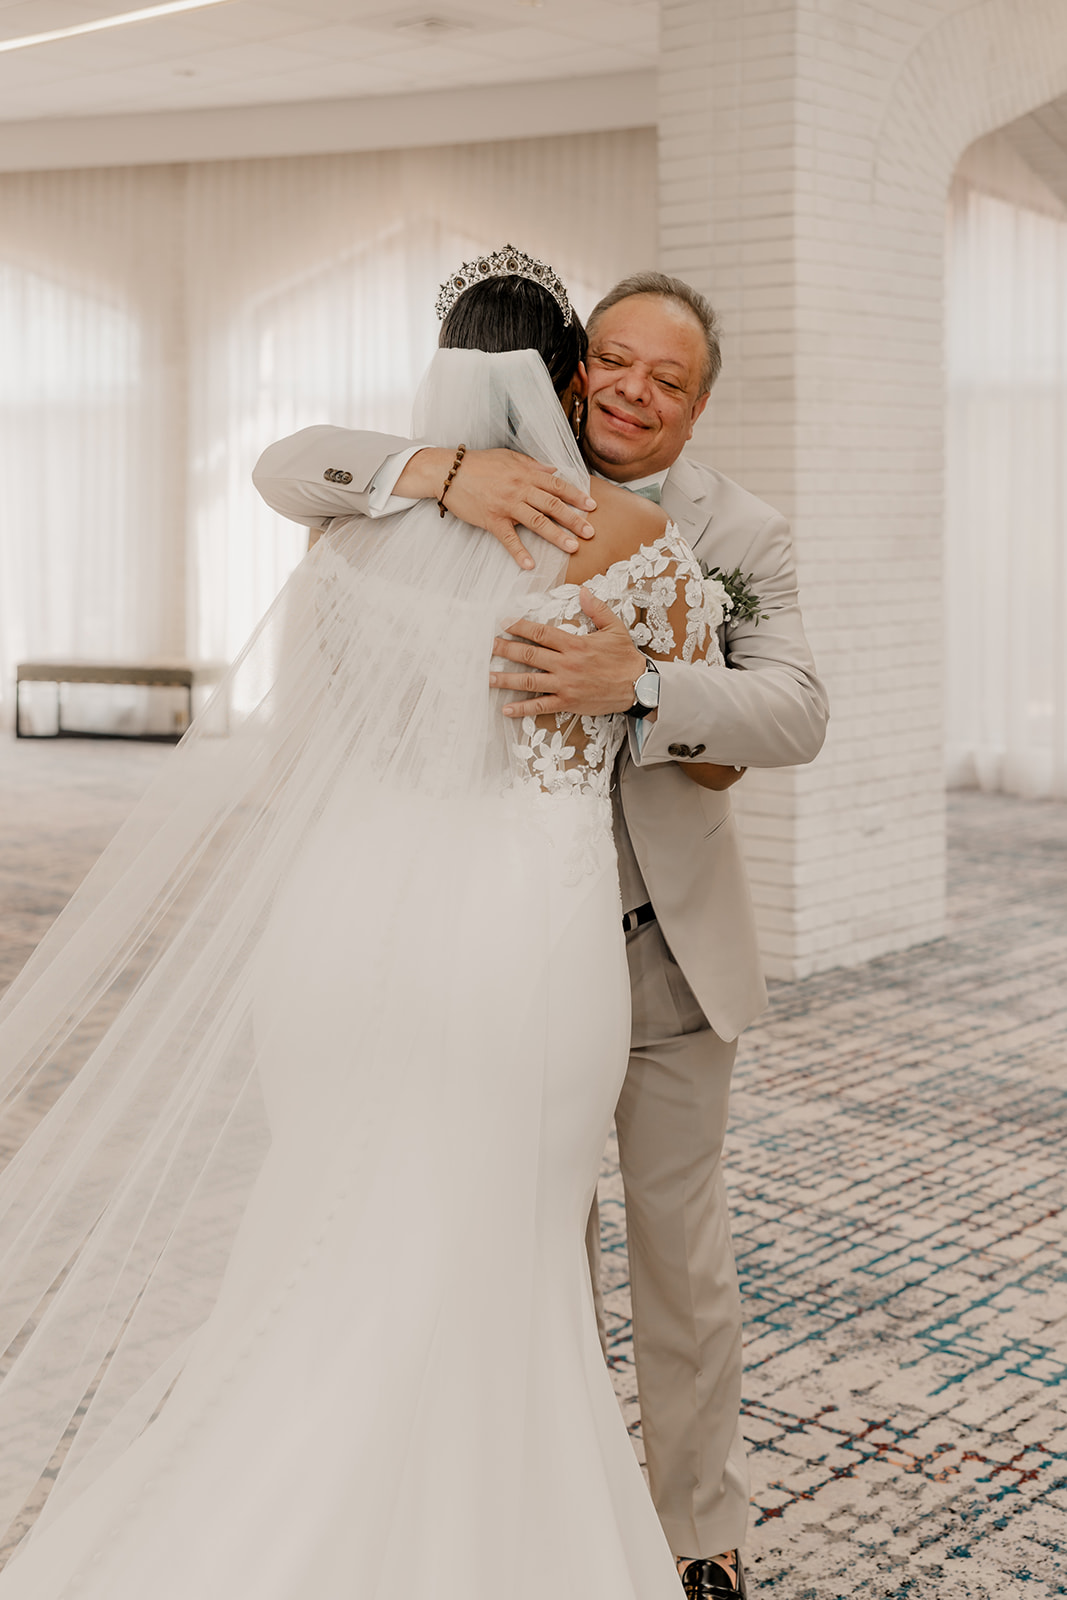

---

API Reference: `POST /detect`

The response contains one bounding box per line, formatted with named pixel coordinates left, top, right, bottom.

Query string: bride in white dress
left=0, top=253, right=727, bottom=1599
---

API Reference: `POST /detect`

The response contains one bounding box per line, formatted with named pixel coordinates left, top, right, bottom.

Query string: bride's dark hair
left=439, top=275, right=587, bottom=397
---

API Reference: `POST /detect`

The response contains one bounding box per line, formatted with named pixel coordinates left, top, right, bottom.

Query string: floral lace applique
left=510, top=524, right=725, bottom=802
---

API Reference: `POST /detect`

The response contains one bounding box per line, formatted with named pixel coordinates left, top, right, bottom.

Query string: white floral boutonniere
left=699, top=561, right=767, bottom=627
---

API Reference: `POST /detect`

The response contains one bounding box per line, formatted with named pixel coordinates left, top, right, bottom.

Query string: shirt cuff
left=365, top=447, right=422, bottom=517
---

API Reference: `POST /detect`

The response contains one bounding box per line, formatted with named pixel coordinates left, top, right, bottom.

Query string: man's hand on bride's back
left=397, top=448, right=596, bottom=570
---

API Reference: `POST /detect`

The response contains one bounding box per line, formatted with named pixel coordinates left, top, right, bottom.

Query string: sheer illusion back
left=515, top=525, right=725, bottom=799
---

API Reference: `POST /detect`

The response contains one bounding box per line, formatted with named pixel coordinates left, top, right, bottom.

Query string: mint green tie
left=629, top=482, right=662, bottom=504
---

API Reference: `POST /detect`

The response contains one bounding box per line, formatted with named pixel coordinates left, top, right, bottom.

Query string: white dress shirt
left=364, top=447, right=422, bottom=515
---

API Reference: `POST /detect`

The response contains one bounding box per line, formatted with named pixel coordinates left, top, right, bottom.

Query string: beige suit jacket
left=252, top=430, right=829, bottom=1041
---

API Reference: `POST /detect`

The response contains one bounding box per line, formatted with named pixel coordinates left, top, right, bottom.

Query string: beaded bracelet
left=437, top=444, right=467, bottom=517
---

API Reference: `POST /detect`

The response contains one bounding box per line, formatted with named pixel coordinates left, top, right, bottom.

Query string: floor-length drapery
left=946, top=135, right=1067, bottom=799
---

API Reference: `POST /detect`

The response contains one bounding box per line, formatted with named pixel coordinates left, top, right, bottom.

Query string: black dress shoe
left=679, top=1556, right=749, bottom=1599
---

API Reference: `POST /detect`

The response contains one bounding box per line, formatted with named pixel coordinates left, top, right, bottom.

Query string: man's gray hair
left=587, top=272, right=722, bottom=395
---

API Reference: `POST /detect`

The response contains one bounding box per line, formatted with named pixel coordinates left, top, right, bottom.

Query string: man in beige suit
left=253, top=273, right=828, bottom=1600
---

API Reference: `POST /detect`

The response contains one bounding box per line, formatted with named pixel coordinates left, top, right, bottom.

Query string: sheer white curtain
left=0, top=128, right=656, bottom=715
left=0, top=168, right=187, bottom=677
left=946, top=138, right=1067, bottom=798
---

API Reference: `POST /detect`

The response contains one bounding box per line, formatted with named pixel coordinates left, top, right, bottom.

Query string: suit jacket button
left=324, top=468, right=353, bottom=484
left=668, top=743, right=692, bottom=758
left=691, top=744, right=706, bottom=757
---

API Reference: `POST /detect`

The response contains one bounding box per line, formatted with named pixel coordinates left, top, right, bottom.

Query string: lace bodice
left=511, top=525, right=728, bottom=800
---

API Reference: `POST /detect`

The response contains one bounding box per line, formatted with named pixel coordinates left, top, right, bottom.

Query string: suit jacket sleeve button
left=668, top=743, right=691, bottom=758
left=339, top=471, right=353, bottom=484
left=691, top=744, right=706, bottom=756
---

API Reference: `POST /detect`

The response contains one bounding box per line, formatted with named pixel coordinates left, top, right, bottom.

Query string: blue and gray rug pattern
left=600, top=793, right=1066, bottom=1598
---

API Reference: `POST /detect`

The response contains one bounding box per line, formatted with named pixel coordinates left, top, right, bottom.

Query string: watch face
left=636, top=670, right=660, bottom=709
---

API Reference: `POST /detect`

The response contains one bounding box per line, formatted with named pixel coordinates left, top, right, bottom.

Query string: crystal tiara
left=435, top=244, right=572, bottom=327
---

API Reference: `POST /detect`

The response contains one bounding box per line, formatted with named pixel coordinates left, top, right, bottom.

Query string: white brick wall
left=658, top=0, right=1067, bottom=979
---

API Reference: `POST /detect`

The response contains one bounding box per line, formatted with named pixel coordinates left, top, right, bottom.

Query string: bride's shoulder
left=564, top=480, right=669, bottom=587
left=589, top=478, right=665, bottom=536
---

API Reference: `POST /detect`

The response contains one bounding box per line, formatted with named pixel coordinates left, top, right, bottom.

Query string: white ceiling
left=0, top=0, right=658, bottom=122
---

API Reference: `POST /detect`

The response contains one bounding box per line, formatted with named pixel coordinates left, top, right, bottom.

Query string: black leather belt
left=622, top=902, right=656, bottom=934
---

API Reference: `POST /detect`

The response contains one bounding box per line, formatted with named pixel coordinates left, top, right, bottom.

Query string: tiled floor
left=1, top=739, right=1065, bottom=1596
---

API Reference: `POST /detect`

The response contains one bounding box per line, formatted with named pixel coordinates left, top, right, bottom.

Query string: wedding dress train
left=0, top=351, right=724, bottom=1599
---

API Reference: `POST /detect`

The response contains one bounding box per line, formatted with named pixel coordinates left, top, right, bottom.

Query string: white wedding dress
left=0, top=351, right=724, bottom=1600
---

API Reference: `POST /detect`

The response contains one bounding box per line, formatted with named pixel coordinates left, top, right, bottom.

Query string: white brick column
left=658, top=0, right=1067, bottom=978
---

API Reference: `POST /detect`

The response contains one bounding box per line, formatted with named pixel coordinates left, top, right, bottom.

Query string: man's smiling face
left=582, top=293, right=711, bottom=482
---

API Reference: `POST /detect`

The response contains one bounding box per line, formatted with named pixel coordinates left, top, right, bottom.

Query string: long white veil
left=0, top=348, right=587, bottom=1562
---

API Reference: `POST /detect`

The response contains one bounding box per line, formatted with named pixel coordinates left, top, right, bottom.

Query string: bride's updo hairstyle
left=439, top=274, right=587, bottom=397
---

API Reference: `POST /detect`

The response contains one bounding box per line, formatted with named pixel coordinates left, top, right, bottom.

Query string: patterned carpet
left=601, top=792, right=1067, bottom=1599
left=1, top=738, right=1064, bottom=1597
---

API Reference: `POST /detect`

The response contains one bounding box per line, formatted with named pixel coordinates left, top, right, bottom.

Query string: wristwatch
left=626, top=656, right=660, bottom=718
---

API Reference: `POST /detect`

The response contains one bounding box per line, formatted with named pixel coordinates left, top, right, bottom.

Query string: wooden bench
left=15, top=659, right=228, bottom=743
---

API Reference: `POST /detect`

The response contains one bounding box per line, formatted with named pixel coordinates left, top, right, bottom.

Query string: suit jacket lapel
left=661, top=453, right=712, bottom=547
